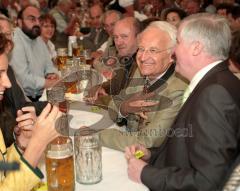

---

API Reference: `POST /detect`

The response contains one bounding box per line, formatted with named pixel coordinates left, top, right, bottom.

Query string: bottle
left=68, top=36, right=77, bottom=57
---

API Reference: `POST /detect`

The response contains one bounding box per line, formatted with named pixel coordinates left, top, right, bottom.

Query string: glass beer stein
left=45, top=136, right=75, bottom=191
left=56, top=48, right=68, bottom=71
left=74, top=128, right=102, bottom=184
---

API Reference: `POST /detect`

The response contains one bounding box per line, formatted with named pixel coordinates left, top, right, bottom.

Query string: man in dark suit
left=125, top=13, right=240, bottom=191
left=83, top=4, right=108, bottom=51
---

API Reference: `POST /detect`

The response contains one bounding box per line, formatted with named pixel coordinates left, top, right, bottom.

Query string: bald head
left=113, top=17, right=140, bottom=57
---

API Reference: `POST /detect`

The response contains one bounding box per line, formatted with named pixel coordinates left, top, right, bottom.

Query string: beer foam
left=46, top=149, right=72, bottom=159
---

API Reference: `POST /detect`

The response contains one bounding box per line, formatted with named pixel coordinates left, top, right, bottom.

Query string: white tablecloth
left=38, top=100, right=149, bottom=191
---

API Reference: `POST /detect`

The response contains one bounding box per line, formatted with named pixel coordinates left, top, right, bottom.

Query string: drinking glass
left=61, top=59, right=79, bottom=94
left=45, top=136, right=75, bottom=191
left=56, top=48, right=68, bottom=71
left=74, top=128, right=102, bottom=184
left=77, top=64, right=92, bottom=93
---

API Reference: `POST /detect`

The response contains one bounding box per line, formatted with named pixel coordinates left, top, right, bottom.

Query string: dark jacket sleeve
left=4, top=66, right=47, bottom=117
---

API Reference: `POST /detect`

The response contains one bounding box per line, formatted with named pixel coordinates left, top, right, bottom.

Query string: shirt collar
left=188, top=60, right=222, bottom=93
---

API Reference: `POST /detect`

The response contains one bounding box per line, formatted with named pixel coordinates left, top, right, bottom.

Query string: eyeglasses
left=23, top=15, right=40, bottom=23
left=103, top=23, right=115, bottom=30
left=137, top=46, right=174, bottom=56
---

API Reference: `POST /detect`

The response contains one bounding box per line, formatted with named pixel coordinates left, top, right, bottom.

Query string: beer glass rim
left=74, top=127, right=98, bottom=136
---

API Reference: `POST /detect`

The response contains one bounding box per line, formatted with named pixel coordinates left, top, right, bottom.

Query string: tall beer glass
left=74, top=128, right=102, bottom=184
left=45, top=136, right=75, bottom=191
left=62, top=59, right=78, bottom=94
left=56, top=48, right=68, bottom=71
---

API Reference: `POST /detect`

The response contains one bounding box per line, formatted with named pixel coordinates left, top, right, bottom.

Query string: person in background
left=10, top=5, right=59, bottom=102
left=83, top=4, right=108, bottom=51
left=0, top=32, right=60, bottom=190
left=133, top=0, right=148, bottom=21
left=216, top=3, right=233, bottom=17
left=98, top=10, right=122, bottom=55
left=40, top=13, right=57, bottom=61
left=228, top=6, right=240, bottom=32
left=92, top=10, right=122, bottom=59
left=161, top=7, right=187, bottom=27
left=87, top=17, right=140, bottom=103
left=228, top=30, right=240, bottom=78
left=125, top=13, right=240, bottom=191
left=50, top=0, right=78, bottom=48
left=185, top=0, right=202, bottom=15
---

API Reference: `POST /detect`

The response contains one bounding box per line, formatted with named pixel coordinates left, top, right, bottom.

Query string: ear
left=191, top=41, right=203, bottom=56
left=17, top=19, right=22, bottom=28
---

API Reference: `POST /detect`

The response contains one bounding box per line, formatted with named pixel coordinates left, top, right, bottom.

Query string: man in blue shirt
left=10, top=5, right=58, bottom=101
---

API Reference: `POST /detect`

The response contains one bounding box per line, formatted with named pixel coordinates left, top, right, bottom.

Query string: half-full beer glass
left=74, top=128, right=102, bottom=184
left=46, top=136, right=75, bottom=191
left=62, top=59, right=79, bottom=94
left=56, top=48, right=68, bottom=70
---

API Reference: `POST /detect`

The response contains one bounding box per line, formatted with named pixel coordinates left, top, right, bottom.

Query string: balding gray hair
left=102, top=10, right=123, bottom=23
left=149, top=21, right=177, bottom=48
left=179, top=13, right=231, bottom=60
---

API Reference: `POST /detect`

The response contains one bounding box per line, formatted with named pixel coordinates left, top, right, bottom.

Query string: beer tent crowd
left=0, top=0, right=240, bottom=190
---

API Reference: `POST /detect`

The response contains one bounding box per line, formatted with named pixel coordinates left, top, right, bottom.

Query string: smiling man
left=125, top=13, right=240, bottom=191
left=99, top=21, right=187, bottom=151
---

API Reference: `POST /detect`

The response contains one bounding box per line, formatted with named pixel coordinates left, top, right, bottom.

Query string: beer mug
left=74, top=128, right=102, bottom=184
left=45, top=136, right=75, bottom=191
left=56, top=48, right=68, bottom=71
left=62, top=59, right=79, bottom=94
left=72, top=40, right=83, bottom=57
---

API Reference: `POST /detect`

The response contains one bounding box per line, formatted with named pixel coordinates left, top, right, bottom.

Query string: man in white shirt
left=125, top=13, right=240, bottom=191
left=10, top=5, right=58, bottom=101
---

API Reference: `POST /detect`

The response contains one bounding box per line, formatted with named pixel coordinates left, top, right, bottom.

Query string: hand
left=120, top=92, right=158, bottom=116
left=30, top=104, right=60, bottom=144
left=15, top=106, right=37, bottom=149
left=91, top=51, right=103, bottom=59
left=23, top=104, right=60, bottom=167
left=85, top=85, right=108, bottom=104
left=125, top=144, right=151, bottom=162
left=44, top=78, right=59, bottom=88
left=127, top=156, right=147, bottom=183
left=46, top=73, right=59, bottom=80
left=101, top=70, right=113, bottom=80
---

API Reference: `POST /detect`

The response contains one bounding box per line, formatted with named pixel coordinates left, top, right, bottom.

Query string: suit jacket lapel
left=148, top=63, right=175, bottom=93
